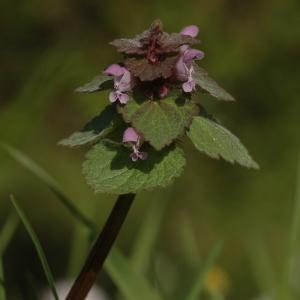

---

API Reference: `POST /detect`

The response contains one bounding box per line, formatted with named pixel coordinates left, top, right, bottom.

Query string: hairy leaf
left=187, top=116, right=259, bottom=168
left=110, top=38, right=145, bottom=55
left=82, top=140, right=185, bottom=194
left=125, top=56, right=178, bottom=81
left=193, top=64, right=235, bottom=101
left=75, top=74, right=113, bottom=93
left=159, top=33, right=199, bottom=52
left=111, top=20, right=199, bottom=56
left=59, top=105, right=119, bottom=147
left=120, top=97, right=198, bottom=150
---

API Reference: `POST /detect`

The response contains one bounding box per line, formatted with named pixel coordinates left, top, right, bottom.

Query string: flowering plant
left=60, top=20, right=258, bottom=195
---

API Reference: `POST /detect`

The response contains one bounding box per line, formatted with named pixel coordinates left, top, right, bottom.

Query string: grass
left=11, top=195, right=59, bottom=300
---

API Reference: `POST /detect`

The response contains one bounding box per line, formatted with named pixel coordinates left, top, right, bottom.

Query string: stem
left=66, top=193, right=135, bottom=300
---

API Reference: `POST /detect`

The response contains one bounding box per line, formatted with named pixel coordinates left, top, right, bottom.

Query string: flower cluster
left=103, top=21, right=204, bottom=161
left=61, top=20, right=256, bottom=195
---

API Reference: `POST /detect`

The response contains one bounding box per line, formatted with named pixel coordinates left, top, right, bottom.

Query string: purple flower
left=180, top=25, right=199, bottom=38
left=104, top=64, right=133, bottom=104
left=182, top=65, right=196, bottom=93
left=176, top=25, right=204, bottom=93
left=123, top=127, right=148, bottom=162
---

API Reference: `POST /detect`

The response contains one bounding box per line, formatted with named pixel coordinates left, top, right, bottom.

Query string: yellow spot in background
left=204, top=266, right=231, bottom=296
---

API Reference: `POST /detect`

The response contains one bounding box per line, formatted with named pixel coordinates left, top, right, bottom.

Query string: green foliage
left=58, top=105, right=120, bottom=147
left=0, top=213, right=19, bottom=300
left=1, top=144, right=97, bottom=233
left=193, top=65, right=235, bottom=101
left=279, top=158, right=300, bottom=300
left=105, top=248, right=164, bottom=300
left=0, top=258, right=5, bottom=300
left=120, top=96, right=198, bottom=150
left=0, top=213, right=19, bottom=255
left=75, top=74, right=113, bottom=93
left=82, top=140, right=186, bottom=194
left=185, top=242, right=222, bottom=300
left=11, top=196, right=59, bottom=300
left=130, top=198, right=167, bottom=274
left=187, top=116, right=259, bottom=169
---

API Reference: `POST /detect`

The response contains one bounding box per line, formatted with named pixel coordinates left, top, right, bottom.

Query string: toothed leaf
left=193, top=65, right=235, bottom=101
left=125, top=56, right=178, bottom=81
left=82, top=140, right=186, bottom=194
left=187, top=116, right=258, bottom=168
left=119, top=96, right=199, bottom=150
left=59, top=105, right=119, bottom=147
left=75, top=74, right=113, bottom=93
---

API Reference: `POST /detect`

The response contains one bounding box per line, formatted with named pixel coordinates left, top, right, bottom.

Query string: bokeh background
left=1, top=0, right=300, bottom=299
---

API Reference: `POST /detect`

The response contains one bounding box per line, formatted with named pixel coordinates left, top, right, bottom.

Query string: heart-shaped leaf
left=59, top=105, right=119, bottom=147
left=82, top=140, right=186, bottom=194
left=193, top=64, right=235, bottom=101
left=75, top=74, right=113, bottom=93
left=119, top=96, right=199, bottom=150
left=187, top=116, right=259, bottom=168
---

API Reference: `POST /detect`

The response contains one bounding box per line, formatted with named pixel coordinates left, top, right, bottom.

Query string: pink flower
left=176, top=25, right=204, bottom=93
left=123, top=127, right=148, bottom=162
left=182, top=65, right=197, bottom=93
left=104, top=64, right=133, bottom=104
left=180, top=25, right=199, bottom=38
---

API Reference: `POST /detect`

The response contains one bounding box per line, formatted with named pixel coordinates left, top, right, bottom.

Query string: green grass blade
left=130, top=198, right=167, bottom=274
left=1, top=144, right=97, bottom=234
left=184, top=241, right=223, bottom=300
left=0, top=212, right=19, bottom=300
left=179, top=215, right=202, bottom=266
left=246, top=239, right=276, bottom=295
left=104, top=248, right=164, bottom=300
left=0, top=213, right=19, bottom=255
left=0, top=257, right=5, bottom=300
left=67, top=223, right=91, bottom=278
left=10, top=195, right=59, bottom=300
left=2, top=145, right=162, bottom=300
left=279, top=158, right=300, bottom=300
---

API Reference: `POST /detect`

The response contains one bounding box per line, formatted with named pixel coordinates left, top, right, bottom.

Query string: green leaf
left=75, top=74, right=113, bottom=93
left=193, top=65, right=235, bottom=101
left=184, top=242, right=222, bottom=300
left=0, top=258, right=5, bottom=300
left=105, top=248, right=164, bottom=300
left=0, top=213, right=19, bottom=255
left=119, top=96, right=199, bottom=150
left=58, top=105, right=119, bottom=147
left=82, top=140, right=186, bottom=194
left=1, top=144, right=97, bottom=233
left=187, top=116, right=259, bottom=169
left=11, top=196, right=59, bottom=300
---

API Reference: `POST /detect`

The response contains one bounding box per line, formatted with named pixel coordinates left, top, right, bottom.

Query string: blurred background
left=1, top=0, right=300, bottom=299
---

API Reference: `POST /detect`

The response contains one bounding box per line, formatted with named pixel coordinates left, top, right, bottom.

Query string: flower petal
left=123, top=127, right=139, bottom=143
left=130, top=152, right=139, bottom=162
left=138, top=151, right=148, bottom=160
left=182, top=80, right=196, bottom=93
left=118, top=92, right=129, bottom=104
left=183, top=49, right=204, bottom=63
left=180, top=25, right=199, bottom=38
left=175, top=58, right=189, bottom=81
left=109, top=91, right=118, bottom=103
left=104, top=64, right=125, bottom=77
left=117, top=70, right=132, bottom=92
